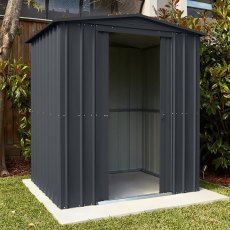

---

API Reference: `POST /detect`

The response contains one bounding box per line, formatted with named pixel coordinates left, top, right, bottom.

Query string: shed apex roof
left=27, top=14, right=204, bottom=43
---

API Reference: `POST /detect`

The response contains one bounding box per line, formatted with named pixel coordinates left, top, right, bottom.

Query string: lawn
left=0, top=176, right=229, bottom=230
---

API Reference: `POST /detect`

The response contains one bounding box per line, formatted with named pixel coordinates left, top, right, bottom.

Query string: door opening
left=108, top=33, right=160, bottom=200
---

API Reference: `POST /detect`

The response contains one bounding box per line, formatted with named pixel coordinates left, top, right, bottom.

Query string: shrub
left=158, top=0, right=230, bottom=171
left=0, top=60, right=31, bottom=159
left=200, top=1, right=230, bottom=171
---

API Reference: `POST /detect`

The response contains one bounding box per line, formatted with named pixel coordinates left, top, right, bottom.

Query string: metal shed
left=27, top=15, right=202, bottom=209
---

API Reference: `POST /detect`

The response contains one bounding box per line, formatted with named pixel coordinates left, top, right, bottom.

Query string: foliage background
left=0, top=60, right=31, bottom=159
left=158, top=0, right=230, bottom=172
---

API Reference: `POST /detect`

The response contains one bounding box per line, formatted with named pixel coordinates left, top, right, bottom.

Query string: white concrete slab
left=23, top=179, right=229, bottom=225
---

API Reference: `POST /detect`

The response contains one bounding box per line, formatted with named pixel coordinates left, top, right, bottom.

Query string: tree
left=0, top=0, right=23, bottom=176
left=0, top=0, right=41, bottom=177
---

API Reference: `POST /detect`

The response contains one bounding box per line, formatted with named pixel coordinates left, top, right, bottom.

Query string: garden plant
left=157, top=0, right=230, bottom=173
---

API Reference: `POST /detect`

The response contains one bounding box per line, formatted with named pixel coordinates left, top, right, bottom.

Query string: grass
left=0, top=177, right=229, bottom=230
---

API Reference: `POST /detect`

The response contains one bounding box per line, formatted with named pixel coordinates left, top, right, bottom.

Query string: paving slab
left=23, top=179, right=229, bottom=225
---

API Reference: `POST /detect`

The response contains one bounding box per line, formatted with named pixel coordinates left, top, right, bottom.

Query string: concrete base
left=23, top=179, right=229, bottom=225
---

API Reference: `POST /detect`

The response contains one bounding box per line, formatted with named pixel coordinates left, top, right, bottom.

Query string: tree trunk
left=111, top=0, right=118, bottom=14
left=0, top=0, right=23, bottom=176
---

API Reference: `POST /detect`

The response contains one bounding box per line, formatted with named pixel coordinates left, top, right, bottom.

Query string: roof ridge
left=27, top=14, right=204, bottom=43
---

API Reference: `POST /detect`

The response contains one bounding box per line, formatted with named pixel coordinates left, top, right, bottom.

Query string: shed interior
left=108, top=33, right=160, bottom=200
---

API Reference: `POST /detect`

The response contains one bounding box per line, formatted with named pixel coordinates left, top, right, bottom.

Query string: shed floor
left=109, top=171, right=159, bottom=200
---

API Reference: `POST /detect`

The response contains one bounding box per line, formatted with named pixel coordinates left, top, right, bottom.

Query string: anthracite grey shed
left=27, top=15, right=202, bottom=209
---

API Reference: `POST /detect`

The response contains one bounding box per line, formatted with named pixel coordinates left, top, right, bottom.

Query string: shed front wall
left=160, top=34, right=200, bottom=194
left=31, top=20, right=200, bottom=209
left=31, top=23, right=109, bottom=208
left=64, top=25, right=200, bottom=207
left=61, top=23, right=109, bottom=208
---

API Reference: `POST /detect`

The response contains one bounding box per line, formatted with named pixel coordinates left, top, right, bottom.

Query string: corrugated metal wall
left=63, top=23, right=109, bottom=208
left=64, top=23, right=83, bottom=207
left=32, top=23, right=109, bottom=208
left=160, top=34, right=200, bottom=194
left=31, top=25, right=63, bottom=207
left=109, top=46, right=160, bottom=175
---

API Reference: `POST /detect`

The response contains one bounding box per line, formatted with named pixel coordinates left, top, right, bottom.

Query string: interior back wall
left=109, top=46, right=160, bottom=175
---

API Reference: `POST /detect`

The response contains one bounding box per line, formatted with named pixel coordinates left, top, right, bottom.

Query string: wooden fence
left=1, top=18, right=49, bottom=156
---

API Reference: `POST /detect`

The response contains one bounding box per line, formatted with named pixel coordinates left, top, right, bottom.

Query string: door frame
left=95, top=26, right=174, bottom=203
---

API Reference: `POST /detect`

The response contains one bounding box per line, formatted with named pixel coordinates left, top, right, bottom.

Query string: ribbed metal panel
left=166, top=34, right=200, bottom=194
left=29, top=16, right=201, bottom=209
left=184, top=35, right=199, bottom=192
left=65, top=23, right=83, bottom=207
left=95, top=31, right=109, bottom=203
left=160, top=37, right=173, bottom=193
left=31, top=25, right=63, bottom=208
left=82, top=24, right=95, bottom=206
left=160, top=34, right=200, bottom=194
left=60, top=23, right=68, bottom=208
left=195, top=36, right=200, bottom=191
left=174, top=33, right=185, bottom=193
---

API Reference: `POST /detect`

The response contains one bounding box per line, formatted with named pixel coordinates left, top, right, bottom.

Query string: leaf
left=226, top=101, right=230, bottom=107
left=223, top=94, right=230, bottom=99
left=219, top=82, right=229, bottom=92
left=223, top=112, right=230, bottom=120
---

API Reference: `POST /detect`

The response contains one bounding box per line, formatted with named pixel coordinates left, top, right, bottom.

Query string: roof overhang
left=27, top=14, right=205, bottom=43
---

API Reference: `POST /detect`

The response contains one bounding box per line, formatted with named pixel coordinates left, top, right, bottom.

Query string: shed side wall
left=64, top=23, right=83, bottom=208
left=31, top=25, right=62, bottom=208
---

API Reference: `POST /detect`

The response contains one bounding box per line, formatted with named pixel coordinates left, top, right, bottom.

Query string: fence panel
left=0, top=18, right=49, bottom=156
